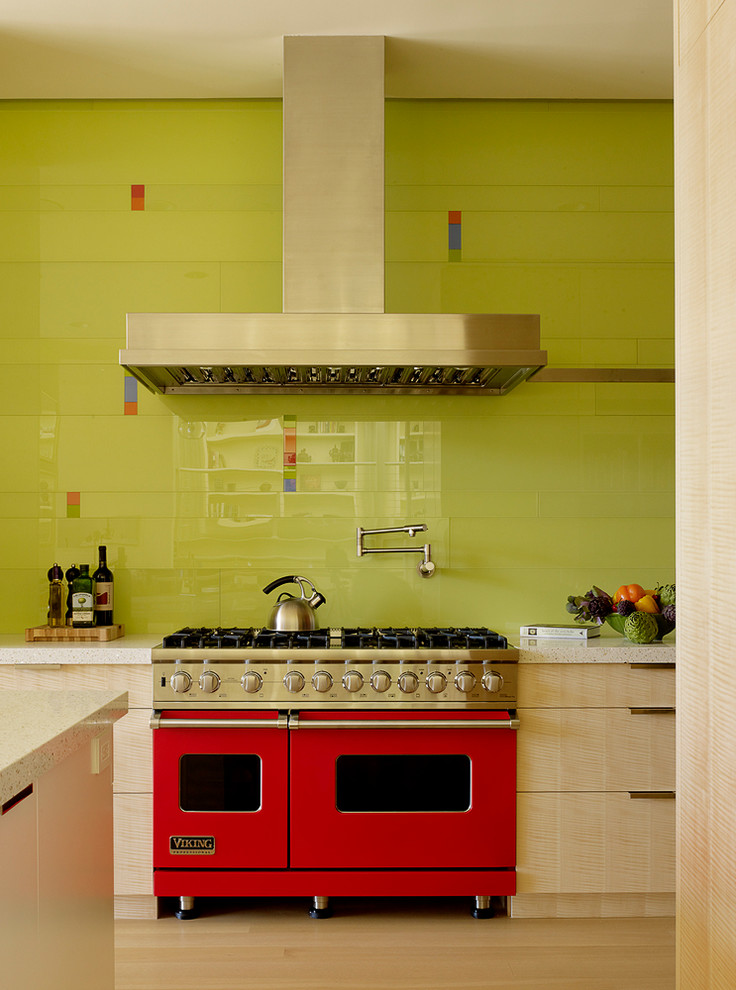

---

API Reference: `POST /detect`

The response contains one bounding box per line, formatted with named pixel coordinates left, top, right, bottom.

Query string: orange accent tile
left=124, top=402, right=139, bottom=415
left=131, top=184, right=145, bottom=210
left=66, top=491, right=81, bottom=505
left=448, top=210, right=462, bottom=224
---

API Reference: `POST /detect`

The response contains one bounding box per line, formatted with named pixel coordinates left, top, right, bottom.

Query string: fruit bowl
left=605, top=613, right=675, bottom=641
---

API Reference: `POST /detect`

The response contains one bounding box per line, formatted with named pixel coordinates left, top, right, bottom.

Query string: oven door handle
left=289, top=715, right=520, bottom=730
left=150, top=713, right=289, bottom=729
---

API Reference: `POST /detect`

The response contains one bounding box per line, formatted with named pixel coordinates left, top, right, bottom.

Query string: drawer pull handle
left=628, top=791, right=676, bottom=799
left=629, top=663, right=675, bottom=670
left=2, top=784, right=33, bottom=815
left=17, top=664, right=62, bottom=671
left=150, top=713, right=289, bottom=730
left=290, top=717, right=520, bottom=730
left=628, top=707, right=675, bottom=715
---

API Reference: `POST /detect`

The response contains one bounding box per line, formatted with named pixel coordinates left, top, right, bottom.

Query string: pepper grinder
left=47, top=563, right=64, bottom=627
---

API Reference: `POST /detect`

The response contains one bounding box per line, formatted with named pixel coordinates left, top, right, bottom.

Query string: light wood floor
left=114, top=897, right=675, bottom=990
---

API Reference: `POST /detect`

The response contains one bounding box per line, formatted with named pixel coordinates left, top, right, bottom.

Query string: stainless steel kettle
left=263, top=575, right=326, bottom=631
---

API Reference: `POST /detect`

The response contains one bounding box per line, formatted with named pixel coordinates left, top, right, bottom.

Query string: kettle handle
left=263, top=575, right=312, bottom=597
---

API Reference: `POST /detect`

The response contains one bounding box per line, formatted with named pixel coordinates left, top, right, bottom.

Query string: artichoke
left=616, top=599, right=636, bottom=617
left=566, top=586, right=614, bottom=625
left=624, top=611, right=658, bottom=644
left=662, top=603, right=676, bottom=624
left=657, top=583, right=676, bottom=607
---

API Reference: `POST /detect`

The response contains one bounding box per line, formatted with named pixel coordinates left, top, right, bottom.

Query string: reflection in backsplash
left=173, top=417, right=441, bottom=569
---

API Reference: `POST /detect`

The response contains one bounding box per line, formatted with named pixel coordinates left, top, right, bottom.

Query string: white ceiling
left=0, top=0, right=673, bottom=100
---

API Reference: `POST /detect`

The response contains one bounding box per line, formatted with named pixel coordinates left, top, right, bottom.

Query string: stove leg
left=174, top=896, right=198, bottom=920
left=472, top=895, right=493, bottom=919
left=309, top=895, right=332, bottom=919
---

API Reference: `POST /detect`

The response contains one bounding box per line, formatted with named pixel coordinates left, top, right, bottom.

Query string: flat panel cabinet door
left=289, top=711, right=516, bottom=869
left=153, top=711, right=288, bottom=869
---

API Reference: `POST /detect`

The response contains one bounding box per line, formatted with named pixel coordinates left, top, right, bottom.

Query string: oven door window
left=179, top=754, right=261, bottom=812
left=335, top=754, right=471, bottom=812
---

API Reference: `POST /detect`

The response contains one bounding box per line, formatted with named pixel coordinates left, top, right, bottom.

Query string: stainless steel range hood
left=120, top=36, right=546, bottom=397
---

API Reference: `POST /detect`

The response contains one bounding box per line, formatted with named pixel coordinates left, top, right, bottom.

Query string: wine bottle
left=65, top=564, right=80, bottom=626
left=93, top=545, right=114, bottom=626
left=72, top=564, right=95, bottom=628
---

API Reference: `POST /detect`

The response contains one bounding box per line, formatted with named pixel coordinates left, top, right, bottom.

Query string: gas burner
left=252, top=629, right=332, bottom=649
left=376, top=627, right=419, bottom=649
left=340, top=627, right=378, bottom=649
left=416, top=628, right=509, bottom=649
left=211, top=627, right=256, bottom=648
left=161, top=627, right=256, bottom=649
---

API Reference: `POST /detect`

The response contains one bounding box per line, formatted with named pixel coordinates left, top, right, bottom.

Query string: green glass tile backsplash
left=0, top=98, right=674, bottom=638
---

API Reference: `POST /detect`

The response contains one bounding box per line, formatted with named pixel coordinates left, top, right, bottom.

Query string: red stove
left=151, top=626, right=519, bottom=919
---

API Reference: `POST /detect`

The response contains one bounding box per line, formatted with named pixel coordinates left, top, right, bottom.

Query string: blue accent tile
left=124, top=376, right=138, bottom=402
left=448, top=224, right=462, bottom=250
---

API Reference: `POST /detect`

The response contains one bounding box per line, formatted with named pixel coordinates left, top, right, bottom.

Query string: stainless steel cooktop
left=152, top=626, right=518, bottom=710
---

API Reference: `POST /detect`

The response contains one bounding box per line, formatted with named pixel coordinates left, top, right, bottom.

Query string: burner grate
left=252, top=628, right=332, bottom=649
left=161, top=627, right=255, bottom=649
left=159, top=625, right=507, bottom=650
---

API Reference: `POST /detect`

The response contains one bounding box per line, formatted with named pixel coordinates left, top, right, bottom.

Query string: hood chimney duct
left=283, top=35, right=385, bottom=314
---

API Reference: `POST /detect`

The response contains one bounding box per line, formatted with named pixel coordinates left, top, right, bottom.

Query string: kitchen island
left=0, top=636, right=171, bottom=918
left=0, top=689, right=127, bottom=990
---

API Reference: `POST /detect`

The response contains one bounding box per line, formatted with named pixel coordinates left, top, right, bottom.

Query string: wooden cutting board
left=25, top=624, right=125, bottom=642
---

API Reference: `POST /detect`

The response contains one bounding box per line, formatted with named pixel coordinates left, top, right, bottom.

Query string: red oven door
left=289, top=710, right=517, bottom=869
left=152, top=710, right=288, bottom=869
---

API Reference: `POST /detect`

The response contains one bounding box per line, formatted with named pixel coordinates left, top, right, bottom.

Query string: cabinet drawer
left=113, top=793, right=152, bottom=896
left=113, top=707, right=152, bottom=793
left=12, top=664, right=152, bottom=707
left=516, top=792, right=675, bottom=894
left=518, top=708, right=675, bottom=791
left=517, top=663, right=675, bottom=708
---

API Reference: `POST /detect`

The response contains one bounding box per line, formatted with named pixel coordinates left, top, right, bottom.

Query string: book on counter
left=519, top=623, right=601, bottom=639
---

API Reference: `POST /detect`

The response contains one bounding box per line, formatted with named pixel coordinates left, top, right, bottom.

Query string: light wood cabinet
left=1, top=727, right=116, bottom=989
left=2, top=663, right=154, bottom=919
left=512, top=661, right=676, bottom=918
left=1, top=778, right=39, bottom=988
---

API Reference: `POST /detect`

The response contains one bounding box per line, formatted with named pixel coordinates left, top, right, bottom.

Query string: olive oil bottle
left=71, top=564, right=95, bottom=628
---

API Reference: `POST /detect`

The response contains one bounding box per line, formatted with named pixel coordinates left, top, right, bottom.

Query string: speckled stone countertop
left=0, top=634, right=158, bottom=664
left=516, top=635, right=676, bottom=663
left=0, top=689, right=128, bottom=806
left=0, top=632, right=676, bottom=665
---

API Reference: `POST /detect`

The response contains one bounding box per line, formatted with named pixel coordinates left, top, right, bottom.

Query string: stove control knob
left=482, top=671, right=504, bottom=694
left=312, top=671, right=333, bottom=693
left=284, top=671, right=305, bottom=694
left=371, top=670, right=391, bottom=693
left=342, top=670, right=363, bottom=693
left=170, top=670, right=192, bottom=694
left=199, top=670, right=220, bottom=694
left=426, top=671, right=447, bottom=694
left=241, top=671, right=263, bottom=694
left=455, top=670, right=476, bottom=694
left=398, top=671, right=419, bottom=693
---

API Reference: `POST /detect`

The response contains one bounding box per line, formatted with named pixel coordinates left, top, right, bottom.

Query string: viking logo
left=169, top=835, right=215, bottom=855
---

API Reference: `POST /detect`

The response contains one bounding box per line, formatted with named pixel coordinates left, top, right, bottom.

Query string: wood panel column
left=675, top=0, right=736, bottom=985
